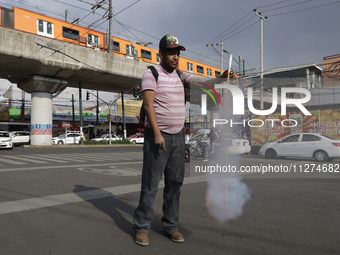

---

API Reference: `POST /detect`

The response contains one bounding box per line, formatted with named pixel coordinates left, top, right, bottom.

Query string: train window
left=113, top=41, right=120, bottom=51
left=197, top=65, right=204, bottom=74
left=37, top=20, right=54, bottom=38
left=156, top=54, right=160, bottom=64
left=141, top=49, right=152, bottom=60
left=126, top=45, right=136, bottom=59
left=207, top=68, right=212, bottom=77
left=47, top=22, right=52, bottom=35
left=87, top=34, right=100, bottom=47
left=62, top=27, right=79, bottom=41
left=215, top=71, right=221, bottom=77
left=38, top=20, right=43, bottom=32
left=187, top=62, right=193, bottom=72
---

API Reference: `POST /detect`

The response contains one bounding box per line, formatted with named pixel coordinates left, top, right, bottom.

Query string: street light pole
left=254, top=9, right=267, bottom=110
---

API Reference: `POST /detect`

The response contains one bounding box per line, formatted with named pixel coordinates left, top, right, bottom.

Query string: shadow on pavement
left=72, top=185, right=165, bottom=242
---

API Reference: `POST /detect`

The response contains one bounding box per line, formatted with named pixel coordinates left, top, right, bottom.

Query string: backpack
left=140, top=66, right=186, bottom=123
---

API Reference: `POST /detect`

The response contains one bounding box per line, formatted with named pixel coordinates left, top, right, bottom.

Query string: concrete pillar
left=30, top=92, right=53, bottom=145
left=18, top=76, right=67, bottom=146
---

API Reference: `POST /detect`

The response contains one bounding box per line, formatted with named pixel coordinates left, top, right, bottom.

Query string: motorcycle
left=188, top=138, right=208, bottom=159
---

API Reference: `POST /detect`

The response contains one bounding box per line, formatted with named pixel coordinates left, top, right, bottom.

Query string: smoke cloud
left=206, top=175, right=252, bottom=223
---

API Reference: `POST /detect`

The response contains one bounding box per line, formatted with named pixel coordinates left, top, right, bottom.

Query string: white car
left=127, top=134, right=144, bottom=144
left=0, top=131, right=13, bottom=149
left=9, top=131, right=30, bottom=146
left=91, top=134, right=122, bottom=142
left=259, top=133, right=340, bottom=162
left=52, top=132, right=85, bottom=145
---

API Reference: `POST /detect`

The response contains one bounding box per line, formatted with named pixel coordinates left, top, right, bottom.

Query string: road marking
left=0, top=157, right=27, bottom=165
left=0, top=175, right=206, bottom=215
left=0, top=161, right=143, bottom=172
left=2, top=155, right=48, bottom=164
left=0, top=152, right=144, bottom=166
left=31, top=154, right=69, bottom=163
left=19, top=154, right=63, bottom=163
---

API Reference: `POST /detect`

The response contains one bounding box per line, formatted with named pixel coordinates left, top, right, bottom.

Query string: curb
left=22, top=144, right=143, bottom=149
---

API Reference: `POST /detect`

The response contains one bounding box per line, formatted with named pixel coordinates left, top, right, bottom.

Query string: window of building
left=141, top=49, right=152, bottom=60
left=215, top=71, right=221, bottom=77
left=207, top=68, right=212, bottom=77
left=37, top=20, right=54, bottom=38
left=197, top=65, right=204, bottom=74
left=62, top=27, right=79, bottom=41
left=187, top=62, right=193, bottom=72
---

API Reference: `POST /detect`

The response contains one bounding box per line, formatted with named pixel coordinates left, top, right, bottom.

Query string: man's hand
left=220, top=69, right=235, bottom=79
left=155, top=133, right=166, bottom=152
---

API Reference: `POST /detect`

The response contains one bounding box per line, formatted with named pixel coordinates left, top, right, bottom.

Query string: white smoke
left=206, top=175, right=252, bottom=223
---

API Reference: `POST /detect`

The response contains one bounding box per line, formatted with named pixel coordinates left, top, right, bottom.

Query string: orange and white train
left=0, top=5, right=234, bottom=80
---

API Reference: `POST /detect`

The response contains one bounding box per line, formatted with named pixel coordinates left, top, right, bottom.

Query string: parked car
left=227, top=133, right=251, bottom=155
left=0, top=131, right=13, bottom=149
left=91, top=134, right=122, bottom=142
left=127, top=133, right=144, bottom=144
left=52, top=132, right=86, bottom=145
left=9, top=131, right=30, bottom=146
left=259, top=133, right=340, bottom=162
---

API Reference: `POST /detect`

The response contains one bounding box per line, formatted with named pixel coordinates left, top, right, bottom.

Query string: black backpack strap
left=147, top=65, right=159, bottom=81
left=176, top=69, right=186, bottom=87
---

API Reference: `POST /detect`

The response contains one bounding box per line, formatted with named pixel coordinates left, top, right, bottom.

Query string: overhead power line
left=208, top=10, right=253, bottom=44
left=255, top=0, right=291, bottom=9
left=267, top=0, right=340, bottom=16
left=260, top=0, right=313, bottom=12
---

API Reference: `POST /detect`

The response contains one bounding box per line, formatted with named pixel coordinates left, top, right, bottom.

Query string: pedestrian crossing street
left=0, top=152, right=143, bottom=166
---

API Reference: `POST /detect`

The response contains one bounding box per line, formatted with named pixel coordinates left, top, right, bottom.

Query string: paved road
left=0, top=146, right=339, bottom=255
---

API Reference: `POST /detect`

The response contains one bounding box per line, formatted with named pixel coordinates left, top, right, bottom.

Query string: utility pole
left=79, top=82, right=84, bottom=145
left=65, top=10, right=68, bottom=22
left=21, top=91, right=25, bottom=121
left=96, top=90, right=99, bottom=124
left=72, top=94, right=75, bottom=125
left=121, top=91, right=126, bottom=139
left=108, top=0, right=113, bottom=53
left=254, top=9, right=267, bottom=110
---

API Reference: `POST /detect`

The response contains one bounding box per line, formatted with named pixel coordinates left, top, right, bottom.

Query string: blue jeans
left=205, top=144, right=212, bottom=160
left=133, top=128, right=185, bottom=235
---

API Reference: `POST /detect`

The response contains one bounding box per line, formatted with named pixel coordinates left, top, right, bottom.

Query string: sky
left=0, top=0, right=339, bottom=110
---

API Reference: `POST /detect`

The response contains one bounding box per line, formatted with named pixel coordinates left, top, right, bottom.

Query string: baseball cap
left=159, top=34, right=186, bottom=51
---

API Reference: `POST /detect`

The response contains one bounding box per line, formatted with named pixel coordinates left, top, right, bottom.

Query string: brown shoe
left=135, top=233, right=149, bottom=246
left=169, top=231, right=184, bottom=243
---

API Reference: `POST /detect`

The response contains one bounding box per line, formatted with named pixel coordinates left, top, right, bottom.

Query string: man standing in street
left=133, top=34, right=233, bottom=246
left=203, top=127, right=219, bottom=162
left=133, top=34, right=194, bottom=246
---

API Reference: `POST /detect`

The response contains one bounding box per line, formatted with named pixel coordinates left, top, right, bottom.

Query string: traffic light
left=139, top=88, right=143, bottom=100
left=133, top=86, right=140, bottom=98
left=86, top=91, right=90, bottom=100
left=107, top=114, right=111, bottom=122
